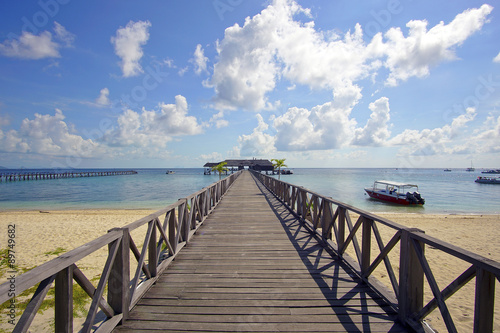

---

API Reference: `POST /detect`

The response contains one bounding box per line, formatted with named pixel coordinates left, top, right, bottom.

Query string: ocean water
left=0, top=168, right=499, bottom=214
left=0, top=168, right=220, bottom=211
left=280, top=168, right=500, bottom=215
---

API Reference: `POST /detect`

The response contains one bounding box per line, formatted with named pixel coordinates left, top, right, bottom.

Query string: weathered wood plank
left=135, top=298, right=391, bottom=308
left=0, top=231, right=122, bottom=304
left=126, top=312, right=398, bottom=324
left=55, top=266, right=73, bottom=333
left=113, top=320, right=406, bottom=332
left=474, top=268, right=495, bottom=332
left=13, top=275, right=56, bottom=333
left=136, top=290, right=382, bottom=301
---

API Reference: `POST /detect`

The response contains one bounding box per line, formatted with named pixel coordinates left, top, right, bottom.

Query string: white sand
left=375, top=213, right=500, bottom=332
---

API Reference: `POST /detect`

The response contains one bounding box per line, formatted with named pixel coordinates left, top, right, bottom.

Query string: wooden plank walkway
left=113, top=171, right=407, bottom=332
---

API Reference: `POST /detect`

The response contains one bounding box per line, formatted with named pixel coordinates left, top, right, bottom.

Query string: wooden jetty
left=0, top=170, right=499, bottom=332
left=113, top=171, right=405, bottom=332
left=0, top=170, right=137, bottom=182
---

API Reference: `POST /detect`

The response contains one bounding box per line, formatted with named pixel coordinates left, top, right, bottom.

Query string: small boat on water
left=365, top=180, right=425, bottom=205
left=444, top=168, right=452, bottom=172
left=481, top=169, right=500, bottom=174
left=166, top=170, right=175, bottom=174
left=475, top=176, right=500, bottom=184
left=466, top=161, right=475, bottom=172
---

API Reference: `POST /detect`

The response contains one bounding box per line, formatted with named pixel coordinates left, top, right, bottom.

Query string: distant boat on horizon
left=481, top=169, right=500, bottom=174
left=444, top=168, right=452, bottom=172
left=466, top=161, right=475, bottom=172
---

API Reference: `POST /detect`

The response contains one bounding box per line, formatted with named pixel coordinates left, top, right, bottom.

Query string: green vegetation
left=0, top=259, right=103, bottom=331
left=0, top=248, right=11, bottom=271
left=211, top=162, right=228, bottom=180
left=44, top=247, right=67, bottom=256
left=272, top=158, right=287, bottom=180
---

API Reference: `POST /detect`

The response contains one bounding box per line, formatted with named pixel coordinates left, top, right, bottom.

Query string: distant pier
left=0, top=170, right=137, bottom=182
left=203, top=159, right=292, bottom=175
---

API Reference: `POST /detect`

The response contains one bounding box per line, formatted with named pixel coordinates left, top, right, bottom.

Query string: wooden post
left=189, top=197, right=196, bottom=229
left=474, top=268, right=495, bottom=333
left=199, top=191, right=206, bottom=217
left=221, top=178, right=226, bottom=194
left=216, top=182, right=221, bottom=202
left=148, top=221, right=158, bottom=277
left=291, top=187, right=297, bottom=212
left=166, top=209, right=177, bottom=253
left=108, top=228, right=130, bottom=322
left=310, top=196, right=318, bottom=225
left=337, top=207, right=346, bottom=253
left=284, top=184, right=290, bottom=206
left=398, top=229, right=424, bottom=325
left=180, top=200, right=189, bottom=242
left=320, top=201, right=333, bottom=241
left=299, top=188, right=307, bottom=219
left=205, top=189, right=210, bottom=214
left=361, top=217, right=372, bottom=276
left=296, top=188, right=302, bottom=216
left=55, top=265, right=74, bottom=333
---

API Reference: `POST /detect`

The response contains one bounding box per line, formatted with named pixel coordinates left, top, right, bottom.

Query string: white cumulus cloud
left=464, top=113, right=500, bottom=154
left=53, top=21, right=75, bottom=47
left=0, top=97, right=205, bottom=160
left=95, top=88, right=111, bottom=107
left=200, top=152, right=224, bottom=163
left=389, top=107, right=477, bottom=155
left=382, top=4, right=493, bottom=86
left=208, top=0, right=293, bottom=111
left=238, top=114, right=276, bottom=157
left=0, top=109, right=97, bottom=157
left=111, top=20, right=151, bottom=77
left=208, top=0, right=492, bottom=112
left=273, top=99, right=357, bottom=151
left=352, top=97, right=391, bottom=146
left=0, top=22, right=74, bottom=59
left=494, top=51, right=500, bottom=63
left=209, top=111, right=229, bottom=129
left=104, top=95, right=203, bottom=150
left=191, top=44, right=209, bottom=75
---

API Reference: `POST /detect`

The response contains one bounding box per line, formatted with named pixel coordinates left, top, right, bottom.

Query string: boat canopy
left=373, top=180, right=419, bottom=188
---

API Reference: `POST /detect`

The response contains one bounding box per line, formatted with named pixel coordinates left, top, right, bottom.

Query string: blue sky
left=0, top=0, right=499, bottom=169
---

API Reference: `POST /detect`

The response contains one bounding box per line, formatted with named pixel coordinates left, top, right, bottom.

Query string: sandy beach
left=363, top=213, right=500, bottom=332
left=0, top=210, right=156, bottom=281
left=0, top=210, right=499, bottom=332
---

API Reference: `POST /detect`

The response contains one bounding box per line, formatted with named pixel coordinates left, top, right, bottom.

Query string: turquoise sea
left=0, top=168, right=499, bottom=214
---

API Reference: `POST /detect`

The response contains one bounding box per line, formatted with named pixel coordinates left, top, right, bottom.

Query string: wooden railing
left=252, top=171, right=500, bottom=333
left=0, top=171, right=241, bottom=333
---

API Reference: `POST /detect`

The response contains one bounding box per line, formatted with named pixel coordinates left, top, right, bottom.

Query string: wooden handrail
left=0, top=231, right=123, bottom=303
left=0, top=170, right=242, bottom=333
left=251, top=170, right=499, bottom=333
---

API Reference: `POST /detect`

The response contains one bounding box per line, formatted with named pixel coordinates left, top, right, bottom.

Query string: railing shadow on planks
left=252, top=170, right=500, bottom=333
left=0, top=171, right=242, bottom=333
